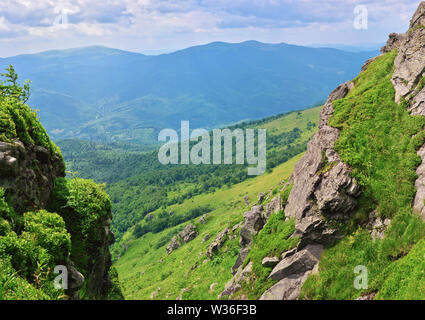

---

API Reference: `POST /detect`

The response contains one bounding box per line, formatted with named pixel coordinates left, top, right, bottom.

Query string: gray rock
left=219, top=262, right=252, bottom=299
left=179, top=223, right=198, bottom=243
left=268, top=245, right=323, bottom=282
left=257, top=192, right=265, bottom=203
left=261, top=256, right=280, bottom=268
left=239, top=206, right=265, bottom=247
left=244, top=195, right=250, bottom=206
left=281, top=247, right=297, bottom=260
left=166, top=236, right=180, bottom=255
left=264, top=195, right=282, bottom=220
left=389, top=3, right=425, bottom=103
left=260, top=271, right=311, bottom=300
left=206, top=228, right=229, bottom=258
left=381, top=33, right=406, bottom=53
left=201, top=234, right=211, bottom=243
left=209, top=282, right=218, bottom=292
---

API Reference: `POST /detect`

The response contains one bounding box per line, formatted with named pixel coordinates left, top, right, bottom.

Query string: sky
left=0, top=0, right=422, bottom=57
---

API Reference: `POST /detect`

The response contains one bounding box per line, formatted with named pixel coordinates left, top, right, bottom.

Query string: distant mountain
left=309, top=43, right=383, bottom=53
left=0, top=41, right=377, bottom=143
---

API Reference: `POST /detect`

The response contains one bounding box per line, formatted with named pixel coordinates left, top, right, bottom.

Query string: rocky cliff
left=0, top=68, right=122, bottom=300
left=220, top=2, right=425, bottom=300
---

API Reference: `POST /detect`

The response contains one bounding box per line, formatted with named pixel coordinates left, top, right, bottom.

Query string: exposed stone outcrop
left=218, top=261, right=253, bottom=300
left=264, top=195, right=282, bottom=220
left=285, top=81, right=360, bottom=251
left=0, top=141, right=65, bottom=211
left=257, top=75, right=359, bottom=300
left=381, top=2, right=425, bottom=221
left=87, top=216, right=116, bottom=298
left=206, top=228, right=229, bottom=258
left=385, top=3, right=425, bottom=103
left=231, top=205, right=266, bottom=274
left=166, top=223, right=198, bottom=254
left=267, top=245, right=323, bottom=282
left=166, top=236, right=180, bottom=255
left=260, top=271, right=311, bottom=300
left=261, top=256, right=279, bottom=268
left=367, top=210, right=391, bottom=240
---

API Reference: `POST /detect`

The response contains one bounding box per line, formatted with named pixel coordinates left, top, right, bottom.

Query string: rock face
left=268, top=245, right=323, bottom=281
left=285, top=81, right=360, bottom=250
left=0, top=141, right=65, bottom=211
left=261, top=256, right=279, bottom=268
left=257, top=75, right=360, bottom=300
left=381, top=2, right=425, bottom=221
left=231, top=205, right=266, bottom=274
left=382, top=2, right=425, bottom=104
left=87, top=217, right=116, bottom=298
left=219, top=261, right=253, bottom=299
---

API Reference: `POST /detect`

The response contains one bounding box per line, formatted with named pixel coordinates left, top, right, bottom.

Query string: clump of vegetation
left=0, top=188, right=71, bottom=299
left=48, top=177, right=112, bottom=277
left=237, top=211, right=298, bottom=299
left=300, top=51, right=425, bottom=299
left=0, top=65, right=61, bottom=157
left=0, top=66, right=123, bottom=300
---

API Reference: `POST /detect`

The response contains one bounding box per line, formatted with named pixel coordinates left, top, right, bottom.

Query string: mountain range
left=0, top=41, right=378, bottom=143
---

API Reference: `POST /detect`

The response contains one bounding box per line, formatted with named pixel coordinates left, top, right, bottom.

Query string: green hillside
left=59, top=106, right=321, bottom=242
left=114, top=153, right=302, bottom=299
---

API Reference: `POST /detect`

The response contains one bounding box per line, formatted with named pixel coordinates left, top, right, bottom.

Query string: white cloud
left=0, top=0, right=422, bottom=56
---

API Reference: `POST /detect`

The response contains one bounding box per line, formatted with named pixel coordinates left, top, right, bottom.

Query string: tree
left=0, top=65, right=31, bottom=103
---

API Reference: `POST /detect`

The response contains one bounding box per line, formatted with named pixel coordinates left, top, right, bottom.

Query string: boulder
left=264, top=195, right=282, bottom=220
left=261, top=257, right=280, bottom=268
left=260, top=271, right=311, bottom=300
left=166, top=236, right=180, bottom=255
left=268, top=245, right=323, bottom=282
left=179, top=223, right=198, bottom=243
left=219, top=262, right=252, bottom=299
left=206, top=228, right=229, bottom=258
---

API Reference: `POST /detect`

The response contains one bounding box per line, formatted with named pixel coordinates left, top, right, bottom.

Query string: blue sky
left=0, top=0, right=421, bottom=57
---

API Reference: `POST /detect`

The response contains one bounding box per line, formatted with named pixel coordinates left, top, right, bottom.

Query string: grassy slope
left=300, top=51, right=425, bottom=300
left=114, top=154, right=302, bottom=300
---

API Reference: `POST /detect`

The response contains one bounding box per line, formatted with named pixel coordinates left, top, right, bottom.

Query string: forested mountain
left=58, top=107, right=320, bottom=240
left=0, top=42, right=377, bottom=143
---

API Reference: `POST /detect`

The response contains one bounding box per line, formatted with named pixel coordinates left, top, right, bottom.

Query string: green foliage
left=48, top=177, right=112, bottom=275
left=0, top=65, right=30, bottom=103
left=0, top=66, right=61, bottom=157
left=23, top=210, right=71, bottom=263
left=239, top=212, right=298, bottom=299
left=0, top=191, right=71, bottom=300
left=329, top=51, right=425, bottom=219
left=59, top=107, right=321, bottom=241
left=300, top=213, right=425, bottom=300
left=134, top=205, right=212, bottom=239
left=375, top=238, right=425, bottom=299
left=300, top=51, right=425, bottom=299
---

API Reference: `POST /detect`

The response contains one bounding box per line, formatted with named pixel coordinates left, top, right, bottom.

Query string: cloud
left=0, top=0, right=422, bottom=56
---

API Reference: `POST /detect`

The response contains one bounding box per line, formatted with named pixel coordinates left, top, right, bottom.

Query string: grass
left=113, top=153, right=302, bottom=300
left=300, top=51, right=425, bottom=299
